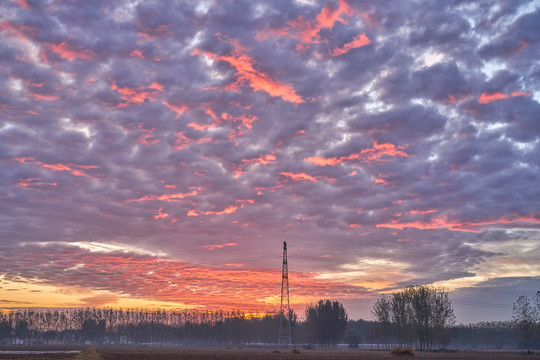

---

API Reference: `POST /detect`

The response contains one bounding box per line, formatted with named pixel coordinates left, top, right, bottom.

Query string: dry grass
left=0, top=346, right=538, bottom=360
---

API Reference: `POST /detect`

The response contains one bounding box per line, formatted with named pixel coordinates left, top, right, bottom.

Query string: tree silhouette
left=372, top=294, right=392, bottom=348
left=371, top=285, right=455, bottom=350
left=0, top=318, right=12, bottom=343
left=305, top=300, right=348, bottom=347
left=512, top=295, right=537, bottom=352
left=15, top=319, right=29, bottom=343
left=81, top=318, right=105, bottom=344
left=344, top=328, right=361, bottom=348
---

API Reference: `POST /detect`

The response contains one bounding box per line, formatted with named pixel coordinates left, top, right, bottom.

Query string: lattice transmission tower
left=278, top=241, right=292, bottom=347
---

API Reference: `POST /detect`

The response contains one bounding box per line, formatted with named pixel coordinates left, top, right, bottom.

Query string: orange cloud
left=130, top=49, right=144, bottom=58
left=236, top=199, right=256, bottom=208
left=330, top=33, right=371, bottom=56
left=49, top=42, right=95, bottom=61
left=17, top=178, right=57, bottom=189
left=127, top=190, right=199, bottom=203
left=478, top=92, right=508, bottom=104
left=222, top=113, right=258, bottom=129
left=154, top=208, right=169, bottom=219
left=242, top=154, right=276, bottom=166
left=377, top=215, right=540, bottom=232
left=377, top=217, right=481, bottom=232
left=137, top=22, right=171, bottom=41
left=16, top=0, right=30, bottom=8
left=205, top=205, right=238, bottom=216
left=192, top=39, right=303, bottom=103
left=254, top=183, right=284, bottom=195
left=0, top=20, right=35, bottom=42
left=205, top=108, right=220, bottom=122
left=305, top=156, right=341, bottom=166
left=173, top=132, right=212, bottom=151
left=148, top=81, right=164, bottom=91
left=280, top=172, right=334, bottom=183
left=305, top=141, right=409, bottom=166
left=0, top=244, right=369, bottom=311
left=232, top=164, right=247, bottom=177
left=188, top=122, right=215, bottom=132
left=517, top=216, right=540, bottom=224
left=280, top=172, right=318, bottom=182
left=316, top=0, right=355, bottom=28
left=360, top=141, right=410, bottom=160
left=374, top=177, right=389, bottom=185
left=360, top=11, right=380, bottom=29
left=136, top=127, right=160, bottom=146
left=229, top=101, right=252, bottom=110
left=183, top=109, right=257, bottom=146
left=202, top=242, right=238, bottom=250
left=448, top=94, right=474, bottom=105
left=14, top=157, right=98, bottom=178
left=111, top=80, right=164, bottom=104
left=511, top=91, right=533, bottom=98
left=163, top=101, right=188, bottom=118
left=185, top=108, right=228, bottom=132
left=24, top=80, right=43, bottom=87
left=256, top=0, right=355, bottom=46
left=31, top=93, right=59, bottom=101
left=478, top=91, right=532, bottom=104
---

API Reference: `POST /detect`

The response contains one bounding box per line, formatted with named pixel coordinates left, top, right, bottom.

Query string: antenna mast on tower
left=278, top=241, right=292, bottom=347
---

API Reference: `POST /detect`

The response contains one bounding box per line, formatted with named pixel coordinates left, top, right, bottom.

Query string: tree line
left=1, top=290, right=538, bottom=349
left=449, top=291, right=540, bottom=351
left=369, top=286, right=540, bottom=351
left=0, top=308, right=282, bottom=346
left=0, top=300, right=347, bottom=347
left=370, top=285, right=455, bottom=350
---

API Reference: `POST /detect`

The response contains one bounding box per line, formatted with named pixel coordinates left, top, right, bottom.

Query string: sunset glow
left=1, top=0, right=539, bottom=324
left=330, top=33, right=371, bottom=56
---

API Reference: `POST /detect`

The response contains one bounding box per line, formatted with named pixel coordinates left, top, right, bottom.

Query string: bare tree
left=372, top=294, right=392, bottom=348
left=372, top=286, right=455, bottom=350
left=512, top=295, right=537, bottom=352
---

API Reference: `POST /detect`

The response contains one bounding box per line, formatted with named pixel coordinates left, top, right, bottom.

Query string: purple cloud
left=0, top=0, right=539, bottom=323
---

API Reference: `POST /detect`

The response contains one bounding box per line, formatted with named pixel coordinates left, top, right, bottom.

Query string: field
left=0, top=346, right=539, bottom=360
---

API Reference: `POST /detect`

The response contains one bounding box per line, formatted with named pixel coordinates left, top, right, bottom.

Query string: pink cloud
left=202, top=242, right=238, bottom=250
left=257, top=0, right=355, bottom=46
left=13, top=157, right=98, bottom=178
left=192, top=39, right=304, bottom=103
left=330, top=33, right=371, bottom=56
left=49, top=42, right=96, bottom=61
left=305, top=141, right=410, bottom=166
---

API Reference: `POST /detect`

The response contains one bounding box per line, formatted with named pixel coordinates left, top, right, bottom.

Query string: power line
left=452, top=300, right=512, bottom=309
left=201, top=253, right=282, bottom=267
left=454, top=288, right=537, bottom=296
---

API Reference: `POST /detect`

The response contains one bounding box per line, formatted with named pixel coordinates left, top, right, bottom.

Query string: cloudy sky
left=1, top=0, right=539, bottom=323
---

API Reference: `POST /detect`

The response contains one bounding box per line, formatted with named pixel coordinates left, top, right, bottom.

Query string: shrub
left=390, top=347, right=415, bottom=357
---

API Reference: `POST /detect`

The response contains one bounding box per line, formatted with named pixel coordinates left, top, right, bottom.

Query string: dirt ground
left=1, top=346, right=539, bottom=360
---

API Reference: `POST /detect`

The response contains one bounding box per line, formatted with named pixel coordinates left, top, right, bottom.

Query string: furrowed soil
left=1, top=346, right=539, bottom=360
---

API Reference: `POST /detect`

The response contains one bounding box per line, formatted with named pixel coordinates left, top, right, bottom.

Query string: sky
left=1, top=0, right=539, bottom=324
